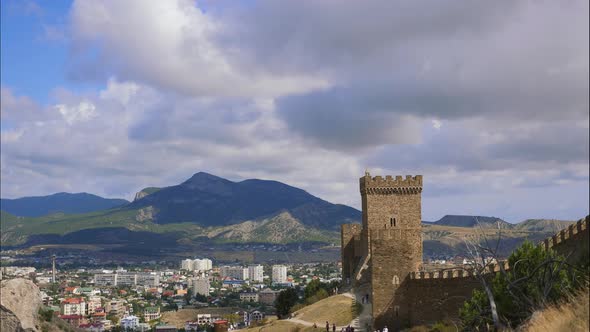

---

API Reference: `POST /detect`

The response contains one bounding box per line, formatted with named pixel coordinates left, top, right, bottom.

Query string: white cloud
left=55, top=101, right=97, bottom=125
left=68, top=0, right=328, bottom=98
left=432, top=119, right=442, bottom=130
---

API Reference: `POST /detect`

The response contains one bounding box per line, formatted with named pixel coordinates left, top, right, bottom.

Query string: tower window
left=392, top=275, right=400, bottom=285
left=390, top=217, right=397, bottom=227
left=394, top=306, right=400, bottom=317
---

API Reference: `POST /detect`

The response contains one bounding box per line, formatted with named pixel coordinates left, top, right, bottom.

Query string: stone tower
left=361, top=173, right=423, bottom=329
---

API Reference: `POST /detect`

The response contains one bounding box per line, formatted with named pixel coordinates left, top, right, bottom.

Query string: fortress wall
left=404, top=276, right=481, bottom=326
left=341, top=223, right=362, bottom=283
left=370, top=228, right=422, bottom=330
left=542, top=216, right=589, bottom=264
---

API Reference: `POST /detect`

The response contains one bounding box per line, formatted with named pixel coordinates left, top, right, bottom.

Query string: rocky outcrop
left=1, top=279, right=42, bottom=331
left=135, top=206, right=157, bottom=222
left=133, top=187, right=162, bottom=202
left=1, top=304, right=25, bottom=332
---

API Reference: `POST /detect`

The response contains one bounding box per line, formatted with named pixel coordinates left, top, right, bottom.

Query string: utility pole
left=52, top=254, right=57, bottom=283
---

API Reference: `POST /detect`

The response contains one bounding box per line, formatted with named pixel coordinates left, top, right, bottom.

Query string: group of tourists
left=312, top=321, right=355, bottom=332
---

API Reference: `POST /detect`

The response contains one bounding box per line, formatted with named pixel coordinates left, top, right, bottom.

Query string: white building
left=194, top=258, right=212, bottom=271
left=94, top=273, right=116, bottom=286
left=120, top=315, right=139, bottom=330
left=116, top=272, right=137, bottom=286
left=182, top=258, right=212, bottom=271
left=136, top=272, right=160, bottom=287
left=143, top=307, right=160, bottom=322
left=94, top=272, right=159, bottom=287
left=192, top=276, right=210, bottom=296
left=61, top=298, right=87, bottom=316
left=181, top=259, right=194, bottom=271
left=220, top=266, right=249, bottom=280
left=87, top=296, right=102, bottom=315
left=272, top=265, right=288, bottom=283
left=248, top=265, right=264, bottom=283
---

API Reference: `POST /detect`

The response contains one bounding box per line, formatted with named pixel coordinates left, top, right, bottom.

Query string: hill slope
left=432, top=215, right=512, bottom=228
left=0, top=192, right=128, bottom=217
left=127, top=172, right=360, bottom=230
left=515, top=219, right=575, bottom=233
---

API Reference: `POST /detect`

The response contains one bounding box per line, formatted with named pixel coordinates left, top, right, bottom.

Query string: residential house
left=61, top=298, right=87, bottom=316
left=143, top=306, right=161, bottom=322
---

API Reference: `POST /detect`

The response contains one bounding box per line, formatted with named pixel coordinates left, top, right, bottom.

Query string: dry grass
left=237, top=320, right=316, bottom=332
left=522, top=288, right=589, bottom=332
left=293, top=294, right=354, bottom=326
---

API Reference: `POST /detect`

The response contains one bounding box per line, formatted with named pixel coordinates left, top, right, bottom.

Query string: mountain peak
left=128, top=172, right=361, bottom=229
left=188, top=171, right=227, bottom=181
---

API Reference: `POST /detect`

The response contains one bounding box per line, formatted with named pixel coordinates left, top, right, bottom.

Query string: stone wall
left=404, top=276, right=480, bottom=326
left=341, top=223, right=362, bottom=283
left=542, top=216, right=589, bottom=265
left=370, top=228, right=423, bottom=330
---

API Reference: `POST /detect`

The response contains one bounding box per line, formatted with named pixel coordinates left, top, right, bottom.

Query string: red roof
left=63, top=298, right=84, bottom=304
left=79, top=323, right=103, bottom=328
left=60, top=314, right=84, bottom=319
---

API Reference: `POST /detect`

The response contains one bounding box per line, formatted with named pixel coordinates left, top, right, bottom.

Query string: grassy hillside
left=0, top=208, right=339, bottom=247
left=522, top=288, right=589, bottom=332
left=293, top=294, right=355, bottom=326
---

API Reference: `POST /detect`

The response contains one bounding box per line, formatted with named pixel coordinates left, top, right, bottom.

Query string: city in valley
left=1, top=1, right=588, bottom=332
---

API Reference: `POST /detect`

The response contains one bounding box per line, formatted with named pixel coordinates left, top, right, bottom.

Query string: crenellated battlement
left=410, top=261, right=510, bottom=280
left=360, top=173, right=423, bottom=195
left=409, top=269, right=473, bottom=279
left=541, top=216, right=589, bottom=250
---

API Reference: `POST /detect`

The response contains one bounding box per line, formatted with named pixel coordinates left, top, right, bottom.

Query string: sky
left=1, top=0, right=588, bottom=223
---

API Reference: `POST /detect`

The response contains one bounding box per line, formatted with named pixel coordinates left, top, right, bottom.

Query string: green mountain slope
left=0, top=208, right=339, bottom=247
left=127, top=172, right=360, bottom=229
left=1, top=192, right=128, bottom=217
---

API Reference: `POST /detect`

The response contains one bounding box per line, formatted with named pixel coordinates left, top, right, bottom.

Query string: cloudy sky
left=1, top=0, right=588, bottom=222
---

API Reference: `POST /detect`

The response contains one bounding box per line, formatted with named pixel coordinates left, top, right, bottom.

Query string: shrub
left=460, top=240, right=580, bottom=329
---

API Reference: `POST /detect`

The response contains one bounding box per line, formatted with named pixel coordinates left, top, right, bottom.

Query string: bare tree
left=463, top=217, right=505, bottom=330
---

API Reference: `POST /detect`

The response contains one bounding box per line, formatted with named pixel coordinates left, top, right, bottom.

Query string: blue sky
left=1, top=0, right=588, bottom=222
left=2, top=0, right=70, bottom=102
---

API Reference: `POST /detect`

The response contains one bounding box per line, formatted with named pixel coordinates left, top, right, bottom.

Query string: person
left=332, top=323, right=336, bottom=332
left=326, top=321, right=330, bottom=332
left=313, top=322, right=317, bottom=328
left=382, top=326, right=389, bottom=332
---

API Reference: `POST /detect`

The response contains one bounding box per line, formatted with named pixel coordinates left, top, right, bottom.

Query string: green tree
left=275, top=288, right=299, bottom=319
left=460, top=240, right=580, bottom=329
left=304, top=279, right=322, bottom=300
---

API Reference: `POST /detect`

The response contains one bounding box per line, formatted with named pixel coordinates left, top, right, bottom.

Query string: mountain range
left=0, top=172, right=578, bottom=258
left=0, top=192, right=128, bottom=217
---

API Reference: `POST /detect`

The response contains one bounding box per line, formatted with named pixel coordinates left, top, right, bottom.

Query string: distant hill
left=431, top=215, right=512, bottom=229
left=515, top=219, right=575, bottom=233
left=0, top=192, right=129, bottom=217
left=127, top=172, right=360, bottom=230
